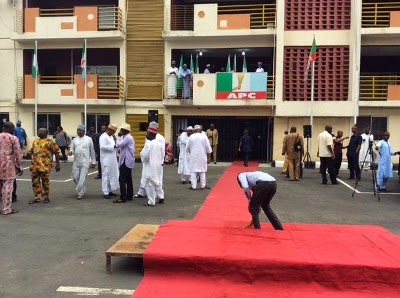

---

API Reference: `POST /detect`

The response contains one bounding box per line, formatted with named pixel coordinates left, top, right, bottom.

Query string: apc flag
left=304, top=36, right=317, bottom=80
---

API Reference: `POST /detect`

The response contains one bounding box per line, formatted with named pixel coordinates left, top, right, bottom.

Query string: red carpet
left=132, top=162, right=400, bottom=297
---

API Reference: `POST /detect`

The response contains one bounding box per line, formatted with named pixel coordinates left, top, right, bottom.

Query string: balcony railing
left=218, top=4, right=276, bottom=29
left=165, top=3, right=276, bottom=31
left=26, top=75, right=124, bottom=100
left=362, top=2, right=400, bottom=27
left=359, top=75, right=400, bottom=101
left=98, top=7, right=123, bottom=31
left=39, top=8, right=74, bottom=17
left=98, top=75, right=124, bottom=99
left=167, top=5, right=194, bottom=31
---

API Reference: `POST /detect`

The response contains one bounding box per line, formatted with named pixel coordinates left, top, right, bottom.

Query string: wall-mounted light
left=242, top=51, right=245, bottom=56
left=199, top=51, right=203, bottom=56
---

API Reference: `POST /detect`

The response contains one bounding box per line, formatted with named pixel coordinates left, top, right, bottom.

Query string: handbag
left=294, top=134, right=302, bottom=152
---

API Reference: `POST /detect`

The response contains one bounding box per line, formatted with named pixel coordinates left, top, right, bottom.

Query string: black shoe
left=346, top=177, right=354, bottom=180
left=94, top=176, right=102, bottom=179
left=108, top=192, right=117, bottom=197
left=181, top=181, right=187, bottom=184
left=251, top=211, right=261, bottom=229
left=189, top=187, right=196, bottom=190
left=126, top=197, right=133, bottom=201
left=158, top=199, right=164, bottom=204
left=143, top=203, right=155, bottom=207
left=134, top=194, right=144, bottom=198
left=202, top=186, right=211, bottom=190
left=103, top=195, right=111, bottom=199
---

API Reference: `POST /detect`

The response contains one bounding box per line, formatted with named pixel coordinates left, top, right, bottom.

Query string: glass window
left=84, top=114, right=110, bottom=133
left=36, top=113, right=61, bottom=135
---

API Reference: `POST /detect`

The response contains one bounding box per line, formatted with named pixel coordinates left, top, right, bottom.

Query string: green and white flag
left=190, top=54, right=194, bottom=73
left=177, top=54, right=183, bottom=90
left=242, top=55, right=247, bottom=73
left=81, top=39, right=87, bottom=81
left=32, top=41, right=39, bottom=79
left=233, top=54, right=237, bottom=72
left=226, top=55, right=231, bottom=72
left=195, top=54, right=199, bottom=74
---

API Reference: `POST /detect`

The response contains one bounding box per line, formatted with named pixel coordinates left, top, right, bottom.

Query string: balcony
left=163, top=73, right=275, bottom=107
left=361, top=2, right=400, bottom=36
left=21, top=75, right=124, bottom=105
left=13, top=6, right=124, bottom=41
left=359, top=75, right=400, bottom=107
left=164, top=3, right=276, bottom=39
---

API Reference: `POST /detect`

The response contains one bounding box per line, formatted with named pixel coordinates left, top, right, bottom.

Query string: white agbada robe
left=137, top=133, right=166, bottom=196
left=70, top=135, right=96, bottom=196
left=359, top=133, right=374, bottom=167
left=177, top=132, right=190, bottom=180
left=140, top=139, right=165, bottom=205
left=100, top=133, right=119, bottom=195
left=167, top=66, right=179, bottom=98
left=186, top=132, right=212, bottom=189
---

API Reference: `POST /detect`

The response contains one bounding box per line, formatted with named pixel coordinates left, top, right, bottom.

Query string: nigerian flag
left=226, top=55, right=231, bottom=72
left=177, top=54, right=183, bottom=90
left=242, top=55, right=247, bottom=73
left=32, top=41, right=39, bottom=79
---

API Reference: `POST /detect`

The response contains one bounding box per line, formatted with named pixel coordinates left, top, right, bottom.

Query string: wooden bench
left=105, top=224, right=160, bottom=273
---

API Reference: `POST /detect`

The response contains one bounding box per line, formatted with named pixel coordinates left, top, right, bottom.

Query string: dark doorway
left=173, top=116, right=274, bottom=162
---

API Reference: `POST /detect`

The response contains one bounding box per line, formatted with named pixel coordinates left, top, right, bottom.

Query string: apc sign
left=216, top=72, right=267, bottom=100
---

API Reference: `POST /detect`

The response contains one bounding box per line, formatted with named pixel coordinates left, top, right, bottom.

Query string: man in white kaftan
left=186, top=125, right=212, bottom=190
left=69, top=125, right=96, bottom=199
left=135, top=121, right=165, bottom=198
left=141, top=126, right=165, bottom=206
left=100, top=124, right=119, bottom=199
left=359, top=127, right=374, bottom=170
left=167, top=61, right=179, bottom=98
left=177, top=126, right=193, bottom=183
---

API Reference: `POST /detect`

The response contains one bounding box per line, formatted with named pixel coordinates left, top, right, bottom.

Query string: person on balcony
left=166, top=60, right=179, bottom=99
left=255, top=62, right=265, bottom=73
left=204, top=64, right=211, bottom=74
left=179, top=64, right=192, bottom=100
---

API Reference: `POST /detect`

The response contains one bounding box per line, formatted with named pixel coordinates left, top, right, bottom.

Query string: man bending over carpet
left=237, top=171, right=284, bottom=230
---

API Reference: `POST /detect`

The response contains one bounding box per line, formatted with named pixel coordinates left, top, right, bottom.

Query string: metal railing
left=98, top=75, right=124, bottom=99
left=218, top=4, right=276, bottom=29
left=16, top=76, right=23, bottom=101
left=98, top=6, right=123, bottom=32
left=166, top=5, right=194, bottom=31
left=362, top=2, right=400, bottom=27
left=39, top=76, right=74, bottom=84
left=359, top=75, right=400, bottom=101
left=39, top=8, right=74, bottom=17
left=15, top=9, right=23, bottom=34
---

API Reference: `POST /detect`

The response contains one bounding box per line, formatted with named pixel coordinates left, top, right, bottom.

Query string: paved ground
left=0, top=162, right=399, bottom=298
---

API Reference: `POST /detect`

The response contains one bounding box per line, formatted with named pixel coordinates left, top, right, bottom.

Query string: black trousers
left=251, top=181, right=283, bottom=230
left=243, top=151, right=250, bottom=166
left=60, top=146, right=67, bottom=161
left=97, top=160, right=102, bottom=177
left=347, top=152, right=361, bottom=179
left=119, top=162, right=133, bottom=200
left=333, top=153, right=342, bottom=177
left=320, top=157, right=336, bottom=184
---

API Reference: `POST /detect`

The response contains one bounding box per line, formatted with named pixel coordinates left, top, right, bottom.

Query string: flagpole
left=34, top=41, right=38, bottom=137
left=310, top=60, right=315, bottom=156
left=84, top=39, right=87, bottom=129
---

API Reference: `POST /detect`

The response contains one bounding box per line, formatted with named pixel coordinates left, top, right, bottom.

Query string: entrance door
left=172, top=116, right=273, bottom=162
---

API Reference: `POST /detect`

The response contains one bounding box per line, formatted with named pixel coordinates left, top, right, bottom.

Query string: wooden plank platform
left=105, top=224, right=159, bottom=273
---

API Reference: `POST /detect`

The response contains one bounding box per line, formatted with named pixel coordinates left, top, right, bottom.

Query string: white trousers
left=138, top=166, right=164, bottom=196
left=144, top=182, right=164, bottom=206
left=72, top=165, right=89, bottom=196
left=190, top=172, right=206, bottom=189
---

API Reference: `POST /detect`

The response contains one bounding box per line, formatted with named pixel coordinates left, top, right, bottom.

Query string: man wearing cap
left=141, top=126, right=165, bottom=206
left=204, top=64, right=211, bottom=74
left=114, top=123, right=135, bottom=203
left=186, top=125, right=212, bottom=190
left=100, top=124, right=119, bottom=199
left=134, top=121, right=165, bottom=198
left=177, top=126, right=193, bottom=184
left=69, top=125, right=96, bottom=200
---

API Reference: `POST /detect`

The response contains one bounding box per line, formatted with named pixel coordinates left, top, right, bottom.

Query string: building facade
left=1, top=0, right=400, bottom=163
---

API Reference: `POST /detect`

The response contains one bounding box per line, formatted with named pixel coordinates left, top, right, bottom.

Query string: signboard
left=216, top=72, right=267, bottom=100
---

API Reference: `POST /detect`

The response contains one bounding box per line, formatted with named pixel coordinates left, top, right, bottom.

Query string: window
left=0, top=113, right=9, bottom=123
left=84, top=114, right=110, bottom=132
left=357, top=116, right=387, bottom=140
left=36, top=113, right=61, bottom=135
